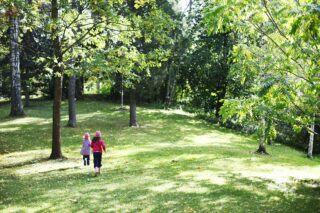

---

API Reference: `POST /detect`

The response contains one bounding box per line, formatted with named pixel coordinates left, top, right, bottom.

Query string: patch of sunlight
left=0, top=117, right=50, bottom=127
left=230, top=164, right=320, bottom=192
left=110, top=146, right=154, bottom=158
left=188, top=133, right=234, bottom=146
left=143, top=108, right=194, bottom=117
left=0, top=126, right=21, bottom=132
left=179, top=170, right=227, bottom=186
left=149, top=154, right=209, bottom=166
left=209, top=158, right=251, bottom=171
left=139, top=123, right=164, bottom=129
left=211, top=197, right=237, bottom=205
left=240, top=164, right=320, bottom=184
left=75, top=112, right=105, bottom=122
left=0, top=150, right=50, bottom=168
left=176, top=182, right=209, bottom=193
left=77, top=181, right=129, bottom=193
left=3, top=203, right=51, bottom=213
left=15, top=159, right=80, bottom=176
left=107, top=202, right=152, bottom=212
left=234, top=184, right=266, bottom=196
left=149, top=182, right=176, bottom=192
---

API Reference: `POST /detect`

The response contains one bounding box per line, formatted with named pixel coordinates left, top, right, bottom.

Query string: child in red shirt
left=91, top=131, right=106, bottom=176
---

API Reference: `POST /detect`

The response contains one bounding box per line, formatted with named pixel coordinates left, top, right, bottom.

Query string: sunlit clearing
left=71, top=112, right=105, bottom=122
left=143, top=108, right=194, bottom=117
left=149, top=182, right=176, bottom=192
left=239, top=164, right=320, bottom=186
left=15, top=159, right=80, bottom=176
left=0, top=127, right=21, bottom=132
left=179, top=170, right=227, bottom=186
left=188, top=133, right=234, bottom=146
left=0, top=150, right=50, bottom=168
left=4, top=204, right=51, bottom=213
left=0, top=117, right=50, bottom=126
left=176, top=182, right=209, bottom=193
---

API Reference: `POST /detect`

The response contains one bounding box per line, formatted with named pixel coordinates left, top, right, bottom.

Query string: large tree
left=205, top=0, right=319, bottom=154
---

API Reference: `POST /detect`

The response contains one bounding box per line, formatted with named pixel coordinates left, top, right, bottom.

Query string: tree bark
left=0, top=67, right=2, bottom=98
left=24, top=67, right=30, bottom=107
left=121, top=75, right=124, bottom=107
left=256, top=117, right=269, bottom=154
left=307, top=116, right=315, bottom=158
left=75, top=76, right=84, bottom=99
left=67, top=75, right=76, bottom=127
left=96, top=77, right=100, bottom=93
left=23, top=0, right=33, bottom=108
left=165, top=61, right=177, bottom=107
left=129, top=89, right=138, bottom=127
left=50, top=0, right=63, bottom=159
left=9, top=15, right=24, bottom=116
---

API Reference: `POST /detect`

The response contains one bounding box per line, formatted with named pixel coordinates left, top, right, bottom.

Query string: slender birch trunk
left=9, top=15, right=24, bottom=116
left=256, top=116, right=268, bottom=154
left=307, top=115, right=315, bottom=158
left=24, top=68, right=30, bottom=107
left=121, top=75, right=124, bottom=108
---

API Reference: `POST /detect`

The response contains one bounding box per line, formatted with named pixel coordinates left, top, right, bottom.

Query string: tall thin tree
left=8, top=6, right=24, bottom=116
left=50, top=0, right=63, bottom=159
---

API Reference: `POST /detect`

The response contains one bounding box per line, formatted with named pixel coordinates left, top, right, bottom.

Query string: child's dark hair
left=92, top=136, right=100, bottom=143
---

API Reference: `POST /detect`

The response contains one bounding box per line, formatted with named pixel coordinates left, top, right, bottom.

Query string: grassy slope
left=0, top=100, right=320, bottom=212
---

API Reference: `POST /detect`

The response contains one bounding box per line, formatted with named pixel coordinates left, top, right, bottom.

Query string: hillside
left=0, top=100, right=320, bottom=212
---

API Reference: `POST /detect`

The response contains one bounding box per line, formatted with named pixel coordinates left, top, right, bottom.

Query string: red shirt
left=91, top=140, right=106, bottom=153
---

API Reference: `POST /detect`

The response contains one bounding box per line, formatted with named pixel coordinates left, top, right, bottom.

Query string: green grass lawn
left=0, top=100, right=320, bottom=212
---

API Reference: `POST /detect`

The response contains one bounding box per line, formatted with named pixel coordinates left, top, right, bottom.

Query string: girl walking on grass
left=80, top=133, right=91, bottom=166
left=91, top=131, right=106, bottom=176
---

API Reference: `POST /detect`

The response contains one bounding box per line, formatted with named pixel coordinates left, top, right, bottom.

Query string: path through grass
left=0, top=100, right=320, bottom=212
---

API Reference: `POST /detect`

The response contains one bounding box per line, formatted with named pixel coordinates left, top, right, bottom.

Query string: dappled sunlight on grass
left=176, top=182, right=209, bottom=194
left=141, top=108, right=194, bottom=117
left=149, top=182, right=176, bottom=192
left=0, top=150, right=50, bottom=169
left=187, top=133, right=235, bottom=147
left=238, top=164, right=320, bottom=185
left=0, top=126, right=21, bottom=133
left=0, top=117, right=50, bottom=127
left=1, top=100, right=320, bottom=212
left=179, top=170, right=227, bottom=186
left=15, top=159, right=80, bottom=176
left=3, top=204, right=52, bottom=213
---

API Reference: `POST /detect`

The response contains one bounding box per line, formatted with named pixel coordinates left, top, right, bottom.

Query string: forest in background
left=0, top=0, right=319, bottom=157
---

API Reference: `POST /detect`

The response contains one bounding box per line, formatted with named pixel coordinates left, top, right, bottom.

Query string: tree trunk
left=0, top=67, right=2, bottom=98
left=75, top=76, right=84, bottom=99
left=24, top=68, right=30, bottom=107
left=50, top=0, right=63, bottom=159
left=67, top=75, right=76, bottom=127
left=256, top=117, right=268, bottom=154
left=129, top=89, right=138, bottom=127
left=165, top=62, right=172, bottom=107
left=165, top=61, right=177, bottom=107
left=51, top=75, right=63, bottom=159
left=9, top=15, right=24, bottom=116
left=307, top=116, right=315, bottom=158
left=121, top=75, right=124, bottom=107
left=96, top=77, right=100, bottom=94
left=23, top=0, right=33, bottom=108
